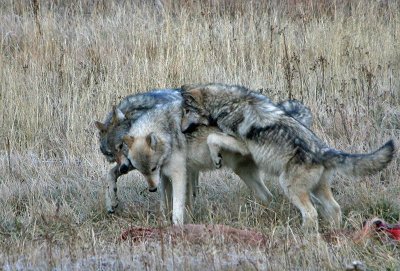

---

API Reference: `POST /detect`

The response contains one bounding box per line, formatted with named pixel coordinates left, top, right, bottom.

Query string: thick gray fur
left=180, top=83, right=395, bottom=231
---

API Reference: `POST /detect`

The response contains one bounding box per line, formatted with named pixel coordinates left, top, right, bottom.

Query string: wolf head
left=96, top=89, right=182, bottom=162
left=95, top=107, right=131, bottom=167
left=122, top=132, right=169, bottom=192
left=180, top=84, right=212, bottom=132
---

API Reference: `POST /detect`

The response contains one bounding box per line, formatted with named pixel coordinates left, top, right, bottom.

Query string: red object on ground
left=354, top=218, right=400, bottom=242
left=374, top=219, right=400, bottom=241
left=385, top=228, right=400, bottom=240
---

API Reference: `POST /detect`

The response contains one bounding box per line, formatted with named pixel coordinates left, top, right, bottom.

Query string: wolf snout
left=147, top=178, right=158, bottom=192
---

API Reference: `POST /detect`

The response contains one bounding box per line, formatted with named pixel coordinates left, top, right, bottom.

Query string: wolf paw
left=106, top=188, right=120, bottom=213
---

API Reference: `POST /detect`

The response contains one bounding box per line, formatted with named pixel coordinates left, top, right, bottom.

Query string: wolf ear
left=95, top=121, right=107, bottom=132
left=112, top=106, right=125, bottom=125
left=188, top=89, right=204, bottom=105
left=181, top=85, right=203, bottom=105
left=181, top=84, right=196, bottom=92
left=146, top=132, right=158, bottom=150
left=122, top=135, right=135, bottom=147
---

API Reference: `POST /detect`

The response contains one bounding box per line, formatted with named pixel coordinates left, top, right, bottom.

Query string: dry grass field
left=1, top=0, right=400, bottom=270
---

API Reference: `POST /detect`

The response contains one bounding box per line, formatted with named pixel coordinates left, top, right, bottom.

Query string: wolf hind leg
left=207, top=133, right=249, bottom=168
left=279, top=168, right=322, bottom=232
left=232, top=160, right=274, bottom=204
left=188, top=169, right=199, bottom=198
left=159, top=175, right=173, bottom=222
left=186, top=169, right=199, bottom=213
left=312, top=171, right=341, bottom=228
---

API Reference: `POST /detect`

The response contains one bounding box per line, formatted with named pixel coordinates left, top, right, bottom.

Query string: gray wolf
left=122, top=101, right=188, bottom=225
left=180, top=83, right=395, bottom=231
left=95, top=89, right=182, bottom=213
left=183, top=99, right=314, bottom=204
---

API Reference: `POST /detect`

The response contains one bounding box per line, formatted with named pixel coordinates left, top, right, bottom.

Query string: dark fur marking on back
left=216, top=111, right=229, bottom=120
left=245, top=124, right=277, bottom=141
left=229, top=114, right=245, bottom=133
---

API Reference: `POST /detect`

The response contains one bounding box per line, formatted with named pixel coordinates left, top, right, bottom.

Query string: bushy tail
left=322, top=140, right=395, bottom=177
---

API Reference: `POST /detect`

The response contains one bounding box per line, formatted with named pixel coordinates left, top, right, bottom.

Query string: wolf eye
left=151, top=166, right=157, bottom=172
left=102, top=148, right=113, bottom=157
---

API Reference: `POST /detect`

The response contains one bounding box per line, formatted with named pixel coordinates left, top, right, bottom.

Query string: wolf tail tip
left=382, top=139, right=395, bottom=159
left=373, top=140, right=396, bottom=172
left=384, top=139, right=395, bottom=150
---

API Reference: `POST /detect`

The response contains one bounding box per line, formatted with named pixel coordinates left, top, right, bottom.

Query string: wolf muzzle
left=147, top=178, right=158, bottom=192
left=118, top=160, right=135, bottom=175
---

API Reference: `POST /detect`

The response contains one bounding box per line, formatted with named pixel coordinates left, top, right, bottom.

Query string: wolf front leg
left=207, top=133, right=249, bottom=168
left=169, top=155, right=187, bottom=225
left=105, top=164, right=121, bottom=213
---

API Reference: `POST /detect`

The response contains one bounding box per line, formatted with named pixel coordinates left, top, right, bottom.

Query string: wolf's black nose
left=149, top=187, right=157, bottom=192
left=119, top=164, right=129, bottom=174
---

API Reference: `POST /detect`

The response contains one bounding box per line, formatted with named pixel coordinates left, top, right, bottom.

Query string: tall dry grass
left=0, top=0, right=399, bottom=270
